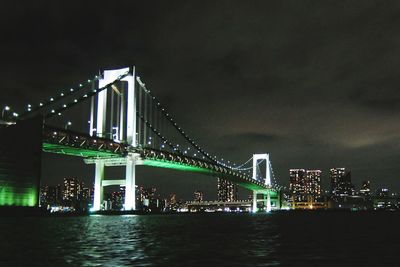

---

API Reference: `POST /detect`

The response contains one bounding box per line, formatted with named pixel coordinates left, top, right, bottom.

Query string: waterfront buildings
left=38, top=170, right=400, bottom=213
left=330, top=168, right=345, bottom=194
left=63, top=178, right=83, bottom=203
left=289, top=169, right=321, bottom=203
left=330, top=168, right=355, bottom=196
left=39, top=178, right=93, bottom=211
left=289, top=169, right=326, bottom=209
left=306, top=170, right=321, bottom=198
left=194, top=190, right=204, bottom=202
left=289, top=169, right=306, bottom=201
left=359, top=180, right=371, bottom=196
left=217, top=178, right=237, bottom=202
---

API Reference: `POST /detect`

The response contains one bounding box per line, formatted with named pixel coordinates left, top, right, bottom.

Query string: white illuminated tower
left=252, top=154, right=272, bottom=212
left=91, top=67, right=138, bottom=211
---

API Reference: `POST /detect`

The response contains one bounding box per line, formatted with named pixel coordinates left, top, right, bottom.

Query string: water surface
left=0, top=212, right=398, bottom=266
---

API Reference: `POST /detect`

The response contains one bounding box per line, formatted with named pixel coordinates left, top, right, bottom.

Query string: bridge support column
left=93, top=160, right=105, bottom=211
left=266, top=191, right=272, bottom=212
left=252, top=191, right=257, bottom=213
left=124, top=153, right=137, bottom=210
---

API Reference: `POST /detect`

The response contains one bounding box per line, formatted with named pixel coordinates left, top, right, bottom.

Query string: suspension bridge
left=0, top=67, right=282, bottom=212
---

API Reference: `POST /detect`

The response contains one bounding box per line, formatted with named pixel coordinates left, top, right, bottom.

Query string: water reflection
left=0, top=214, right=282, bottom=266
left=2, top=212, right=398, bottom=266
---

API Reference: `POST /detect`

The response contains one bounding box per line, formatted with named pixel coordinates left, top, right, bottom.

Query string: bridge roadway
left=42, top=125, right=277, bottom=193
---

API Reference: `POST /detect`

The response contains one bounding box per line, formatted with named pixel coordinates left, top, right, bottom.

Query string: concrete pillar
left=124, top=153, right=136, bottom=210
left=93, top=160, right=105, bottom=211
left=266, top=191, right=272, bottom=212
left=252, top=191, right=257, bottom=213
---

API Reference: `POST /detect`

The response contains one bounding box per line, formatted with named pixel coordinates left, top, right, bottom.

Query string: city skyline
left=39, top=163, right=396, bottom=205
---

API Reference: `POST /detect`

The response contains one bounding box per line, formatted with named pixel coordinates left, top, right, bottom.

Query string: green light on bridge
left=140, top=158, right=279, bottom=195
left=141, top=159, right=214, bottom=174
left=42, top=143, right=120, bottom=158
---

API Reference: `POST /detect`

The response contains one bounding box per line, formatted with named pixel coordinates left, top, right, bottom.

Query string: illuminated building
left=194, top=190, right=204, bottom=202
left=63, top=178, right=83, bottom=201
left=290, top=169, right=324, bottom=209
left=135, top=187, right=161, bottom=211
left=333, top=171, right=354, bottom=196
left=330, top=168, right=346, bottom=195
left=39, top=185, right=58, bottom=208
left=108, top=186, right=125, bottom=210
left=289, top=169, right=306, bottom=201
left=376, top=188, right=389, bottom=198
left=306, top=170, right=321, bottom=197
left=142, top=187, right=156, bottom=205
left=360, top=180, right=371, bottom=196
left=169, top=193, right=177, bottom=206
left=373, top=188, right=399, bottom=210
left=217, top=178, right=237, bottom=202
left=82, top=186, right=94, bottom=203
left=63, top=178, right=84, bottom=208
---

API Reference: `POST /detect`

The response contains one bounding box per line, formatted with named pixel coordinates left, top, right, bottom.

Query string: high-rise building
left=63, top=178, right=84, bottom=207
left=330, top=168, right=346, bottom=195
left=194, top=190, right=204, bottom=202
left=337, top=171, right=354, bottom=196
left=39, top=185, right=58, bottom=208
left=306, top=170, right=321, bottom=197
left=289, top=169, right=307, bottom=201
left=330, top=168, right=354, bottom=196
left=217, top=178, right=237, bottom=202
left=290, top=169, right=321, bottom=202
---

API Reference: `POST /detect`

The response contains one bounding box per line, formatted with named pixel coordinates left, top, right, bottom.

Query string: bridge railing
left=138, top=147, right=271, bottom=190
left=43, top=125, right=128, bottom=155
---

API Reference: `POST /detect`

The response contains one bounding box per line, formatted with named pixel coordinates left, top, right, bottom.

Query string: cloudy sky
left=1, top=1, right=400, bottom=199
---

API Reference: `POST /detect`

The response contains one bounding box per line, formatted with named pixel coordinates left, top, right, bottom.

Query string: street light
left=1, top=106, right=10, bottom=118
left=65, top=121, right=72, bottom=129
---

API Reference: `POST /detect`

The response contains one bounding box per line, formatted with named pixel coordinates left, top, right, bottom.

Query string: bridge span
left=1, top=67, right=281, bottom=212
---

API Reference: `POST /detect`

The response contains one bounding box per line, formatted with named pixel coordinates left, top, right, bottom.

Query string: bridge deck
left=42, top=125, right=277, bottom=193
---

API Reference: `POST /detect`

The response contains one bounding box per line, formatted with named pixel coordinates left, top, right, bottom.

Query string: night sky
left=1, top=1, right=400, bottom=200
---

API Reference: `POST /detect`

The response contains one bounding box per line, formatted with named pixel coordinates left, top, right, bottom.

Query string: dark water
left=0, top=212, right=399, bottom=266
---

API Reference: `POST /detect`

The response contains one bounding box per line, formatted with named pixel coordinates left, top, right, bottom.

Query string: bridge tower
left=91, top=67, right=138, bottom=211
left=252, top=153, right=272, bottom=213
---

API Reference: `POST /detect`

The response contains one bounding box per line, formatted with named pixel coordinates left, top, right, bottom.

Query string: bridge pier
left=266, top=191, right=271, bottom=212
left=253, top=190, right=273, bottom=213
left=124, top=153, right=137, bottom=211
left=252, top=191, right=257, bottom=213
left=93, top=159, right=105, bottom=211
